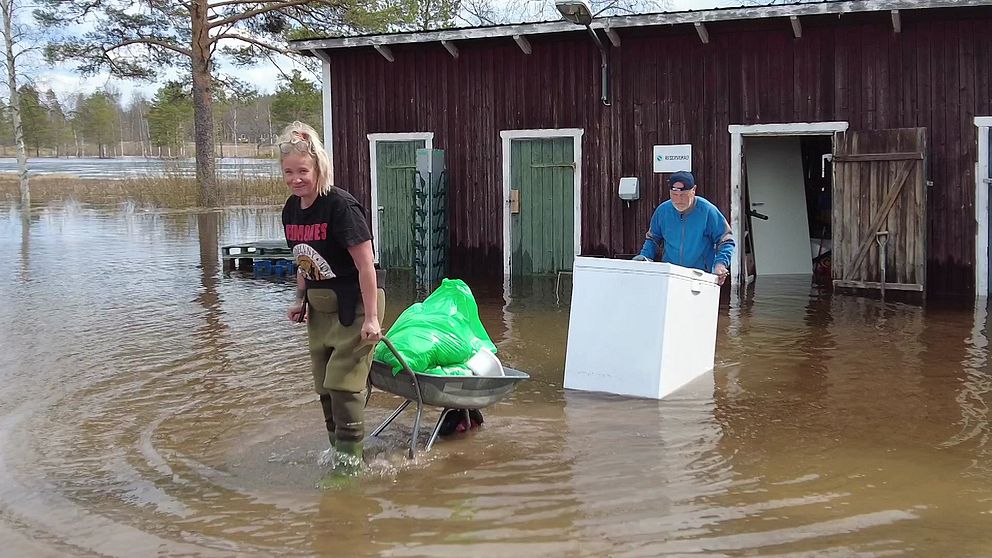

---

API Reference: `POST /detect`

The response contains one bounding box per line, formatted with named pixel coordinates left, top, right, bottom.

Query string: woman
left=279, top=121, right=383, bottom=476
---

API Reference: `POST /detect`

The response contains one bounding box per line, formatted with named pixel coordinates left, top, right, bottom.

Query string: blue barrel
left=253, top=259, right=274, bottom=276
left=273, top=260, right=292, bottom=277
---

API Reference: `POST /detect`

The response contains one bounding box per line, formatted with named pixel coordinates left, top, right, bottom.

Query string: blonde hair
left=277, top=121, right=333, bottom=196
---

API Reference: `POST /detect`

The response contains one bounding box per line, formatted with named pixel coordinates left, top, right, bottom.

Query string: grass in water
left=0, top=173, right=288, bottom=208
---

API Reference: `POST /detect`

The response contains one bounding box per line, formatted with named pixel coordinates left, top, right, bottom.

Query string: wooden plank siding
left=325, top=7, right=992, bottom=295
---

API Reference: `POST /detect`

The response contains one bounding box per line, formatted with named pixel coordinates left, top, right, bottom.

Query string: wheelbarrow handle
left=379, top=336, right=415, bottom=377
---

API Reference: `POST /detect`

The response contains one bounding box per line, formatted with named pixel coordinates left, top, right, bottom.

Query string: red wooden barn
left=290, top=0, right=992, bottom=298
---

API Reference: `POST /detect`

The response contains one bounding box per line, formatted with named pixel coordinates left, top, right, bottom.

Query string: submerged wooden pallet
left=222, top=240, right=294, bottom=273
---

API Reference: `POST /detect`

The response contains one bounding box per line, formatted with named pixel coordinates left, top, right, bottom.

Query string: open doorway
left=728, top=122, right=849, bottom=289
left=732, top=124, right=927, bottom=294
left=742, top=135, right=833, bottom=284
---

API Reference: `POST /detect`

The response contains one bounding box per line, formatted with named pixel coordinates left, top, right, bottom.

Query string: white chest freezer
left=563, top=257, right=721, bottom=399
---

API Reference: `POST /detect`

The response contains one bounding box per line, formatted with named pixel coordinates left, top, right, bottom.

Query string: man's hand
left=714, top=263, right=729, bottom=285
left=632, top=254, right=649, bottom=262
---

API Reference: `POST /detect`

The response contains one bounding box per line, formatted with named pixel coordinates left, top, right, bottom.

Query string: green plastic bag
left=421, top=364, right=474, bottom=376
left=374, top=279, right=497, bottom=375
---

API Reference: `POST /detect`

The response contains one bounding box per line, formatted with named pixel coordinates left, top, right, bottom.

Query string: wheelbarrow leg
left=410, top=399, right=423, bottom=459
left=426, top=409, right=453, bottom=452
left=368, top=400, right=411, bottom=438
left=425, top=409, right=473, bottom=452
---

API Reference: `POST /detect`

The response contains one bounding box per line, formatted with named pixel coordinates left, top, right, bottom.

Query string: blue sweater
left=638, top=196, right=735, bottom=272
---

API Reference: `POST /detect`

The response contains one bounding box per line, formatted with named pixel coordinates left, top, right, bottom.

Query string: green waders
left=307, top=287, right=385, bottom=484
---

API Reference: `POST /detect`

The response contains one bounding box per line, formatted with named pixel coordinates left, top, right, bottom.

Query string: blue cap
left=669, top=171, right=695, bottom=191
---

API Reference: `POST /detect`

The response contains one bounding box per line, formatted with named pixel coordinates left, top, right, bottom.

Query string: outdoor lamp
left=555, top=0, right=594, bottom=25
left=555, top=0, right=611, bottom=106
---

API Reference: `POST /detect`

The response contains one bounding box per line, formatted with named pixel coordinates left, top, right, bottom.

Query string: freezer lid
left=572, top=256, right=719, bottom=284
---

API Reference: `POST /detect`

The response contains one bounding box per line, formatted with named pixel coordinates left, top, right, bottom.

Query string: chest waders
left=306, top=278, right=385, bottom=481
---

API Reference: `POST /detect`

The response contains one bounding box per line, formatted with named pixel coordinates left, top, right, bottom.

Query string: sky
left=12, top=0, right=747, bottom=108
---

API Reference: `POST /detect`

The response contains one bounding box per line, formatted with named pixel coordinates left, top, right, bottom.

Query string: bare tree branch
left=214, top=32, right=291, bottom=55
left=11, top=44, right=42, bottom=62
left=109, top=38, right=193, bottom=58
left=208, top=0, right=292, bottom=9
left=261, top=48, right=296, bottom=82
left=459, top=0, right=670, bottom=24
left=207, top=0, right=312, bottom=30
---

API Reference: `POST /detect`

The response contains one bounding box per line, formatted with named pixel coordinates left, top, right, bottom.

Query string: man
left=633, top=171, right=735, bottom=285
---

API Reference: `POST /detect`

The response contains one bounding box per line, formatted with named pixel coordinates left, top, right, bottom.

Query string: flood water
left=2, top=202, right=992, bottom=557
left=0, top=157, right=279, bottom=179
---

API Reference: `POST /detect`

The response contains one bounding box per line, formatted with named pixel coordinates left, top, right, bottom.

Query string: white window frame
left=975, top=117, right=992, bottom=297
left=367, top=132, right=434, bottom=264
left=728, top=122, right=849, bottom=290
left=500, top=128, right=584, bottom=276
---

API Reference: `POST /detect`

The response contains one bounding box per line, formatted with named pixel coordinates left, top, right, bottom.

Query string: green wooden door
left=376, top=140, right=423, bottom=269
left=510, top=137, right=575, bottom=276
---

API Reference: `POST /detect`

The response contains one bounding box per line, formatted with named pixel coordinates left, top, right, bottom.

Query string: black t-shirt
left=282, top=187, right=372, bottom=285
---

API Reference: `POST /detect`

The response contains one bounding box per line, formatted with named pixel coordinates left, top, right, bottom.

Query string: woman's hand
left=288, top=301, right=307, bottom=322
left=361, top=316, right=382, bottom=344
left=347, top=240, right=381, bottom=344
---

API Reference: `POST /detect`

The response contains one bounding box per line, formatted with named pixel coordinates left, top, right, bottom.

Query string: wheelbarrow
left=366, top=337, right=530, bottom=459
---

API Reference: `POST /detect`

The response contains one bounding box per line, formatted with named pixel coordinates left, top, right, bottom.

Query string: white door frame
left=312, top=51, right=334, bottom=184
left=728, top=122, right=849, bottom=289
left=975, top=117, right=992, bottom=297
left=322, top=59, right=334, bottom=184
left=500, top=128, right=584, bottom=276
left=367, top=132, right=434, bottom=264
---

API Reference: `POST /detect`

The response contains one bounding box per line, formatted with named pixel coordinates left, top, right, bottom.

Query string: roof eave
left=289, top=0, right=992, bottom=52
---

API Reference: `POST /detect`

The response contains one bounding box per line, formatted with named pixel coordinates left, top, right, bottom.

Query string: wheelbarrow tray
left=367, top=338, right=530, bottom=458
left=369, top=360, right=529, bottom=409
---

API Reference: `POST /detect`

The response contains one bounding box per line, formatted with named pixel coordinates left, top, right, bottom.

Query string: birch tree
left=2, top=0, right=33, bottom=209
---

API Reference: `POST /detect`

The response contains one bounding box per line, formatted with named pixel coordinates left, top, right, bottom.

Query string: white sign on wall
left=653, top=144, right=693, bottom=173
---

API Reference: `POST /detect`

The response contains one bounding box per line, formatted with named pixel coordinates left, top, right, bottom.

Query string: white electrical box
left=564, top=257, right=721, bottom=400
left=618, top=177, right=639, bottom=201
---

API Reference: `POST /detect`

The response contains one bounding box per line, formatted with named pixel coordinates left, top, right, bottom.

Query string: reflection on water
left=947, top=303, right=992, bottom=478
left=1, top=204, right=992, bottom=556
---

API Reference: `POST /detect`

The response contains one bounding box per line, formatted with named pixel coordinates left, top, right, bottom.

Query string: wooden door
left=509, top=137, right=575, bottom=276
left=832, top=128, right=927, bottom=292
left=375, top=140, right=423, bottom=269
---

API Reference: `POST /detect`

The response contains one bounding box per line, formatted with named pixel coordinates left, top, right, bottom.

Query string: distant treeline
left=0, top=70, right=320, bottom=159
